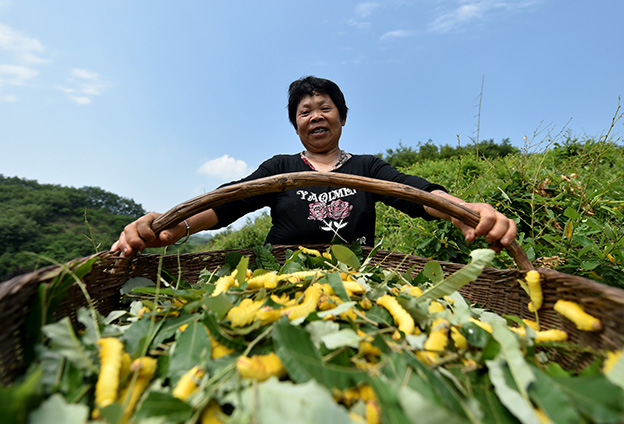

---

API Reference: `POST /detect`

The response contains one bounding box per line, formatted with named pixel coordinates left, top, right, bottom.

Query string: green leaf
left=120, top=277, right=155, bottom=295
left=580, top=260, right=600, bottom=270
left=325, top=272, right=350, bottom=303
left=401, top=353, right=472, bottom=419
left=563, top=206, right=581, bottom=220
left=230, top=378, right=353, bottom=424
left=320, top=328, right=361, bottom=350
left=28, top=393, right=89, bottom=424
left=365, top=305, right=394, bottom=327
left=133, top=391, right=193, bottom=422
left=235, top=255, right=250, bottom=285
left=553, top=374, right=624, bottom=423
left=306, top=320, right=340, bottom=348
left=316, top=301, right=357, bottom=319
left=422, top=261, right=444, bottom=284
left=202, top=313, right=248, bottom=350
left=150, top=313, right=199, bottom=349
left=272, top=318, right=365, bottom=390
left=123, top=316, right=164, bottom=358
left=203, top=292, right=234, bottom=319
left=486, top=357, right=540, bottom=424
left=0, top=367, right=43, bottom=424
left=41, top=317, right=97, bottom=374
left=460, top=322, right=491, bottom=348
left=490, top=323, right=535, bottom=399
left=331, top=244, right=361, bottom=269
left=528, top=366, right=582, bottom=424
left=224, top=251, right=244, bottom=271
left=417, top=249, right=494, bottom=304
left=99, top=403, right=123, bottom=424
left=168, top=322, right=211, bottom=384
left=472, top=384, right=518, bottom=424
left=22, top=257, right=98, bottom=366
left=253, top=244, right=281, bottom=271
left=368, top=376, right=411, bottom=424
left=397, top=385, right=469, bottom=424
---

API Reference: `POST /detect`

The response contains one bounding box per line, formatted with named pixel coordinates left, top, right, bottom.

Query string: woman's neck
left=303, top=148, right=342, bottom=172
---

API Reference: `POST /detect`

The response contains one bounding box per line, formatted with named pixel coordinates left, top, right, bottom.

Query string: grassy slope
left=191, top=137, right=624, bottom=288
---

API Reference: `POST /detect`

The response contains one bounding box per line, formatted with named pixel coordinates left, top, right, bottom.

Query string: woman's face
left=295, top=93, right=346, bottom=154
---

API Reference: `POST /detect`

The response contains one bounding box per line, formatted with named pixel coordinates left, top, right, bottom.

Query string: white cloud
left=70, top=96, right=91, bottom=105
left=380, top=29, right=414, bottom=41
left=349, top=2, right=382, bottom=30
left=0, top=94, right=18, bottom=102
left=197, top=155, right=250, bottom=181
left=58, top=68, right=110, bottom=104
left=355, top=2, right=381, bottom=18
left=0, top=64, right=38, bottom=86
left=0, top=23, right=47, bottom=64
left=428, top=0, right=538, bottom=34
left=0, top=64, right=38, bottom=101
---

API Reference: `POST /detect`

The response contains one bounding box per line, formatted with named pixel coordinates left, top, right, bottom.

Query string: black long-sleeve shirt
left=212, top=153, right=446, bottom=246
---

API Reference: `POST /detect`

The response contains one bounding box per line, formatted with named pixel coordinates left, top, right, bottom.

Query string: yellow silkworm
left=376, top=294, right=415, bottom=335
left=554, top=299, right=602, bottom=331
left=94, top=337, right=124, bottom=410
left=526, top=270, right=543, bottom=312
left=246, top=272, right=279, bottom=290
left=172, top=366, right=204, bottom=401
left=282, top=284, right=322, bottom=320
left=236, top=352, right=287, bottom=382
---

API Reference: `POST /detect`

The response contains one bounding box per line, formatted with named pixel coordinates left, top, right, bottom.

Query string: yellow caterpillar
left=226, top=298, right=263, bottom=327
left=376, top=294, right=415, bottom=335
left=119, top=357, right=158, bottom=423
left=246, top=272, right=279, bottom=290
left=172, top=366, right=204, bottom=401
left=554, top=299, right=602, bottom=331
left=525, top=270, right=543, bottom=312
left=282, top=284, right=322, bottom=320
left=236, top=352, right=287, bottom=381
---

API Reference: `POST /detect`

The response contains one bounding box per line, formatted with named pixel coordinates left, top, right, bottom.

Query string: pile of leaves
left=2, top=245, right=624, bottom=424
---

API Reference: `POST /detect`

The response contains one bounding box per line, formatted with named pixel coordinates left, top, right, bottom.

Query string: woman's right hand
left=111, top=212, right=188, bottom=256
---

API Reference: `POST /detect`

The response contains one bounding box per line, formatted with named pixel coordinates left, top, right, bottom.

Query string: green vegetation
left=376, top=134, right=624, bottom=288
left=196, top=132, right=624, bottom=289
left=0, top=176, right=146, bottom=280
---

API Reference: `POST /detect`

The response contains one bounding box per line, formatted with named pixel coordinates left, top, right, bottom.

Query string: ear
left=342, top=117, right=347, bottom=126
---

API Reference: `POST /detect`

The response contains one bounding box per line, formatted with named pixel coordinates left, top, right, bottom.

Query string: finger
left=135, top=213, right=159, bottom=243
left=499, top=219, right=517, bottom=246
left=472, top=205, right=497, bottom=238
left=451, top=218, right=476, bottom=243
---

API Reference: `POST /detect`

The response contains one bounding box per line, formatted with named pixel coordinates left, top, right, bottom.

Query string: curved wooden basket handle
left=151, top=171, right=533, bottom=270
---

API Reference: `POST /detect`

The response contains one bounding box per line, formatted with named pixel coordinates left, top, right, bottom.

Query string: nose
left=310, top=110, right=324, bottom=122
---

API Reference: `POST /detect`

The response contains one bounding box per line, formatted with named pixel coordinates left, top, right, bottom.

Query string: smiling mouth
left=311, top=128, right=328, bottom=134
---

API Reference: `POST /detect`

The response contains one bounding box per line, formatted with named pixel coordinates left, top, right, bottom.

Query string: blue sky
left=1, top=0, right=623, bottom=223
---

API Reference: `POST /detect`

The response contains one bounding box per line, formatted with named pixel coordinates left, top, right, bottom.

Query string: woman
left=112, top=76, right=516, bottom=255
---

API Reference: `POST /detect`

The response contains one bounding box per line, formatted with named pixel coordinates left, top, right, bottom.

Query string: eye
left=299, top=110, right=309, bottom=116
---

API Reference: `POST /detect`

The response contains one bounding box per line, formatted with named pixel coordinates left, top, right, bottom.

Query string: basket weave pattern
left=1, top=246, right=623, bottom=384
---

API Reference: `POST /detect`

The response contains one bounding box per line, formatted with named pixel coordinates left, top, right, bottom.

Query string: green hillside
left=197, top=136, right=624, bottom=289
left=0, top=176, right=146, bottom=280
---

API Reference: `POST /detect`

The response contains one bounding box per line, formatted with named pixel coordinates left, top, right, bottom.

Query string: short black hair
left=287, top=76, right=348, bottom=130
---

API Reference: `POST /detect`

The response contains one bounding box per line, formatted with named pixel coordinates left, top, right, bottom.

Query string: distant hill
left=0, top=175, right=146, bottom=281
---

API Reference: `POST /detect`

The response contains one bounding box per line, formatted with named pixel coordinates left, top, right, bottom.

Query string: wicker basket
left=1, top=172, right=623, bottom=385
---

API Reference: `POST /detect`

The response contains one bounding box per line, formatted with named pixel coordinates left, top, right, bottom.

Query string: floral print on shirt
left=307, top=198, right=354, bottom=242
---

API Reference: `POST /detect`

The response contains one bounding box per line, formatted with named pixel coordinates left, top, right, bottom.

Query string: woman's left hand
left=425, top=191, right=517, bottom=252
left=451, top=202, right=517, bottom=252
